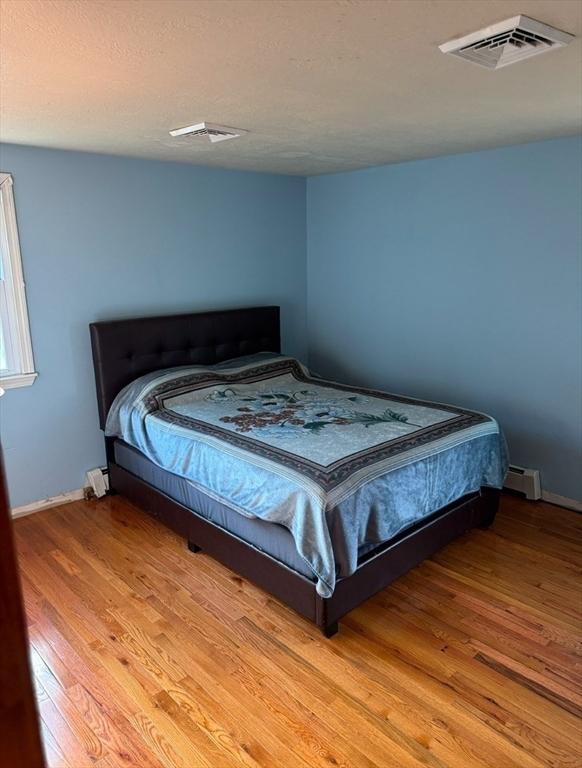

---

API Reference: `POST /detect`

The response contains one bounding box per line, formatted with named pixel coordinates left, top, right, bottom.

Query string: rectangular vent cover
left=169, top=122, right=247, bottom=143
left=439, top=15, right=574, bottom=69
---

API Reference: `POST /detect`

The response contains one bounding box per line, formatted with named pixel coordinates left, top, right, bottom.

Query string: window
left=0, top=173, right=36, bottom=389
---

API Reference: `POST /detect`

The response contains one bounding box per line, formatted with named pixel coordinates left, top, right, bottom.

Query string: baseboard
left=11, top=488, right=86, bottom=519
left=9, top=485, right=581, bottom=519
left=541, top=491, right=582, bottom=513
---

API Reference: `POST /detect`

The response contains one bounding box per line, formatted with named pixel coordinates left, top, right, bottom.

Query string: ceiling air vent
left=169, top=122, right=247, bottom=143
left=439, top=15, right=574, bottom=69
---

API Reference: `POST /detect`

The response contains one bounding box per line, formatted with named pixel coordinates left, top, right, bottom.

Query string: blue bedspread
left=106, top=354, right=508, bottom=596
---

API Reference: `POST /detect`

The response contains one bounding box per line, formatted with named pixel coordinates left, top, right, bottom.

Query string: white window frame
left=0, top=172, right=37, bottom=389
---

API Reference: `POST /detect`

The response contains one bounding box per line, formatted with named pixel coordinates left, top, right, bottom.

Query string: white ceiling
left=1, top=0, right=581, bottom=175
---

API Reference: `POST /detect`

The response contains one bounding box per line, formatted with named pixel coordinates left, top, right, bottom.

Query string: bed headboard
left=90, top=305, right=280, bottom=429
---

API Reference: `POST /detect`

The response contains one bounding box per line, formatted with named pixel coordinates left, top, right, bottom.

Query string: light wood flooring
left=13, top=492, right=582, bottom=768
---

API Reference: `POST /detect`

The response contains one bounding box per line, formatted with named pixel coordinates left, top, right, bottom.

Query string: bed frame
left=90, top=306, right=499, bottom=637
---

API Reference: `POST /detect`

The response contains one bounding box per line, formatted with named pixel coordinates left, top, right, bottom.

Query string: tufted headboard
left=90, top=306, right=280, bottom=429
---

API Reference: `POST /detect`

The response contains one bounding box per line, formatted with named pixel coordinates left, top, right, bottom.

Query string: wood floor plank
left=39, top=718, right=72, bottom=768
left=14, top=493, right=581, bottom=768
left=147, top=602, right=350, bottom=768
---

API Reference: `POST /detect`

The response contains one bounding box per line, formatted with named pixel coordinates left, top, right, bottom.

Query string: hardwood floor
left=14, top=493, right=581, bottom=768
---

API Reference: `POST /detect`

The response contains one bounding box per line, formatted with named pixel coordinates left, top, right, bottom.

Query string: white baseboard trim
left=541, top=491, right=582, bottom=513
left=9, top=486, right=581, bottom=519
left=11, top=488, right=86, bottom=519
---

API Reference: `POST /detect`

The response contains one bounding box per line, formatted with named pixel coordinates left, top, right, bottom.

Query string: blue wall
left=0, top=144, right=307, bottom=507
left=307, top=137, right=582, bottom=502
left=2, top=137, right=580, bottom=507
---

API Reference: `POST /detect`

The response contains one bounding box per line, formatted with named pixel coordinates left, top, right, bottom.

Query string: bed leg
left=479, top=487, right=500, bottom=528
left=322, top=621, right=339, bottom=638
left=187, top=541, right=202, bottom=553
left=315, top=595, right=338, bottom=638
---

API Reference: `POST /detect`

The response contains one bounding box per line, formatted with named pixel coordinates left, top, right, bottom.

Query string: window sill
left=0, top=372, right=38, bottom=390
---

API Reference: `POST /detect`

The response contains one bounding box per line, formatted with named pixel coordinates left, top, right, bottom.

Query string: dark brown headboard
left=90, top=306, right=280, bottom=429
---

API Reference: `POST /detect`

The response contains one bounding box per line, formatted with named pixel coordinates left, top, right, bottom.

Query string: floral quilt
left=107, top=354, right=507, bottom=597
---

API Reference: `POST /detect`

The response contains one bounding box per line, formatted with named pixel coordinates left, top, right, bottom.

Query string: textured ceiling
left=1, top=0, right=581, bottom=175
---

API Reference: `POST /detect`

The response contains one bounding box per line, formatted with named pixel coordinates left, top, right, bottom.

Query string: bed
left=90, top=306, right=505, bottom=637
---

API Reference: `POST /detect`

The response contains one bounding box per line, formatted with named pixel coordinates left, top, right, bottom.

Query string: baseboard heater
left=503, top=465, right=541, bottom=500
left=90, top=461, right=564, bottom=508
left=94, top=463, right=541, bottom=501
left=86, top=466, right=110, bottom=498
